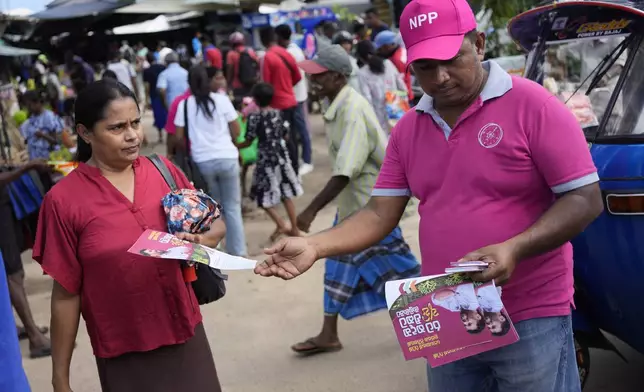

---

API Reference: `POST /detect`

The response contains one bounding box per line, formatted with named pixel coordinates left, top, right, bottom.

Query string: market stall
left=241, top=7, right=336, bottom=57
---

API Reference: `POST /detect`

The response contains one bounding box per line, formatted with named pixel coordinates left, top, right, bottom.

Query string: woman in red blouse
left=33, top=79, right=225, bottom=392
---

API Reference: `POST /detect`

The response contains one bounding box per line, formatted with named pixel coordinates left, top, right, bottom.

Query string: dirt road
left=17, top=113, right=644, bottom=391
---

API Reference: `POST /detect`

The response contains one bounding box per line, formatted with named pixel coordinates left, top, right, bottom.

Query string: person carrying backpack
left=226, top=32, right=259, bottom=109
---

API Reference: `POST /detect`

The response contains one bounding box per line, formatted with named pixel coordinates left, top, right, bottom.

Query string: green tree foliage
left=469, top=0, right=544, bottom=57
left=332, top=5, right=357, bottom=23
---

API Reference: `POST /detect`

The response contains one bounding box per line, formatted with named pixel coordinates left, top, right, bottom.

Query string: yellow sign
left=577, top=19, right=632, bottom=34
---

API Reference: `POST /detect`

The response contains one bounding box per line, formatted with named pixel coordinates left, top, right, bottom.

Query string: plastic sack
left=236, top=117, right=258, bottom=165
left=559, top=92, right=599, bottom=129
left=386, top=90, right=411, bottom=126
left=237, top=97, right=259, bottom=165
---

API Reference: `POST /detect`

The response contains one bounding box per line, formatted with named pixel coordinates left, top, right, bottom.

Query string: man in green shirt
left=290, top=45, right=419, bottom=355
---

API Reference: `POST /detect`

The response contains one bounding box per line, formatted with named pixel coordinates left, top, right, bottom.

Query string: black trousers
left=280, top=106, right=299, bottom=175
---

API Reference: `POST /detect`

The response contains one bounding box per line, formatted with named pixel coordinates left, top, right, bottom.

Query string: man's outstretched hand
left=254, top=237, right=319, bottom=280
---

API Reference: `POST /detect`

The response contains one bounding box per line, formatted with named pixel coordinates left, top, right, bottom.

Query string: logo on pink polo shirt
left=478, top=123, right=504, bottom=148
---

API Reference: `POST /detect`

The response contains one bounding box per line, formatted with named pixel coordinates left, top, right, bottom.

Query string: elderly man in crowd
left=287, top=45, right=419, bottom=356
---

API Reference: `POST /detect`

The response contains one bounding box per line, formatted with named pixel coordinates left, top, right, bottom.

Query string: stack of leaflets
left=444, top=260, right=488, bottom=274
left=385, top=273, right=519, bottom=368
left=128, top=230, right=257, bottom=270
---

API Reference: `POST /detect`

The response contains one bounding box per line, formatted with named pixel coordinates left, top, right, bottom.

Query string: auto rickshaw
left=508, top=0, right=644, bottom=388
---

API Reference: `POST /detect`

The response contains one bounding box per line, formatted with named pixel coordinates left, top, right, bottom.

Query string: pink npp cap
left=400, top=0, right=477, bottom=66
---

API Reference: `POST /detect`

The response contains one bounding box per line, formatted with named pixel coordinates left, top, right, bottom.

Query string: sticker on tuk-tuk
left=545, top=7, right=639, bottom=42
left=552, top=17, right=568, bottom=31
left=559, top=92, right=599, bottom=129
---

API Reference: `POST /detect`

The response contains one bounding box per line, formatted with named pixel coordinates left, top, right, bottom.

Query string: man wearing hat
left=255, top=0, right=602, bottom=390
left=332, top=31, right=361, bottom=93
left=286, top=45, right=419, bottom=356
left=375, top=30, right=412, bottom=102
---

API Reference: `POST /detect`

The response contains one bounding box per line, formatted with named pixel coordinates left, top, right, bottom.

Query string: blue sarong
left=324, top=221, right=420, bottom=320
left=151, top=96, right=168, bottom=130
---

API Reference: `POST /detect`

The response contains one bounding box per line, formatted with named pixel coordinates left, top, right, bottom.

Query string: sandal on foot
left=291, top=338, right=343, bottom=356
left=29, top=345, right=52, bottom=359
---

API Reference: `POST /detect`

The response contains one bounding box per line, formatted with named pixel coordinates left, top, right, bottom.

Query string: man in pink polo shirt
left=255, top=0, right=603, bottom=390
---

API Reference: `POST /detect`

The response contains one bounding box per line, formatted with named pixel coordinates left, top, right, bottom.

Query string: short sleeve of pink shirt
left=372, top=129, right=411, bottom=197
left=529, top=96, right=597, bottom=193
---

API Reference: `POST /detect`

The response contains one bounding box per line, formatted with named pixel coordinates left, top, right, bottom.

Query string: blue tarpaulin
left=0, top=253, right=31, bottom=392
left=32, top=0, right=134, bottom=20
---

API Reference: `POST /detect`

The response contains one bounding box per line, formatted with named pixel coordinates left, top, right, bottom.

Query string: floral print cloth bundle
left=162, top=189, right=222, bottom=234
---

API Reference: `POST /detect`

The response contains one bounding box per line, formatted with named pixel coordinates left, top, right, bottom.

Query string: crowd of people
left=0, top=0, right=606, bottom=391
left=2, top=10, right=418, bottom=389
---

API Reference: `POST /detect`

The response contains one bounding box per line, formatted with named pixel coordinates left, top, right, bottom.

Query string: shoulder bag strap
left=276, top=53, right=296, bottom=75
left=147, top=153, right=178, bottom=192
left=183, top=96, right=192, bottom=153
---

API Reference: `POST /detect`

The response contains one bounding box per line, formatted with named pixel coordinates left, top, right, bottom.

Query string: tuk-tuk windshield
left=542, top=37, right=622, bottom=133
left=594, top=37, right=644, bottom=139
left=509, top=0, right=644, bottom=141
left=543, top=35, right=644, bottom=141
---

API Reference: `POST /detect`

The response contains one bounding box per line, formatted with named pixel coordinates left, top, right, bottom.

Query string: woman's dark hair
left=275, top=24, right=292, bottom=41
left=22, top=90, right=44, bottom=104
left=356, top=40, right=385, bottom=74
left=188, top=65, right=215, bottom=119
left=180, top=59, right=192, bottom=70
left=63, top=98, right=75, bottom=116
left=259, top=26, right=276, bottom=48
left=205, top=66, right=221, bottom=79
left=251, top=83, right=274, bottom=108
left=102, top=70, right=118, bottom=80
left=353, top=22, right=365, bottom=35
left=74, top=79, right=139, bottom=163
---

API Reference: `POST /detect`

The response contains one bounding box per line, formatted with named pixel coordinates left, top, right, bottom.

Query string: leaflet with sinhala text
left=385, top=274, right=519, bottom=368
